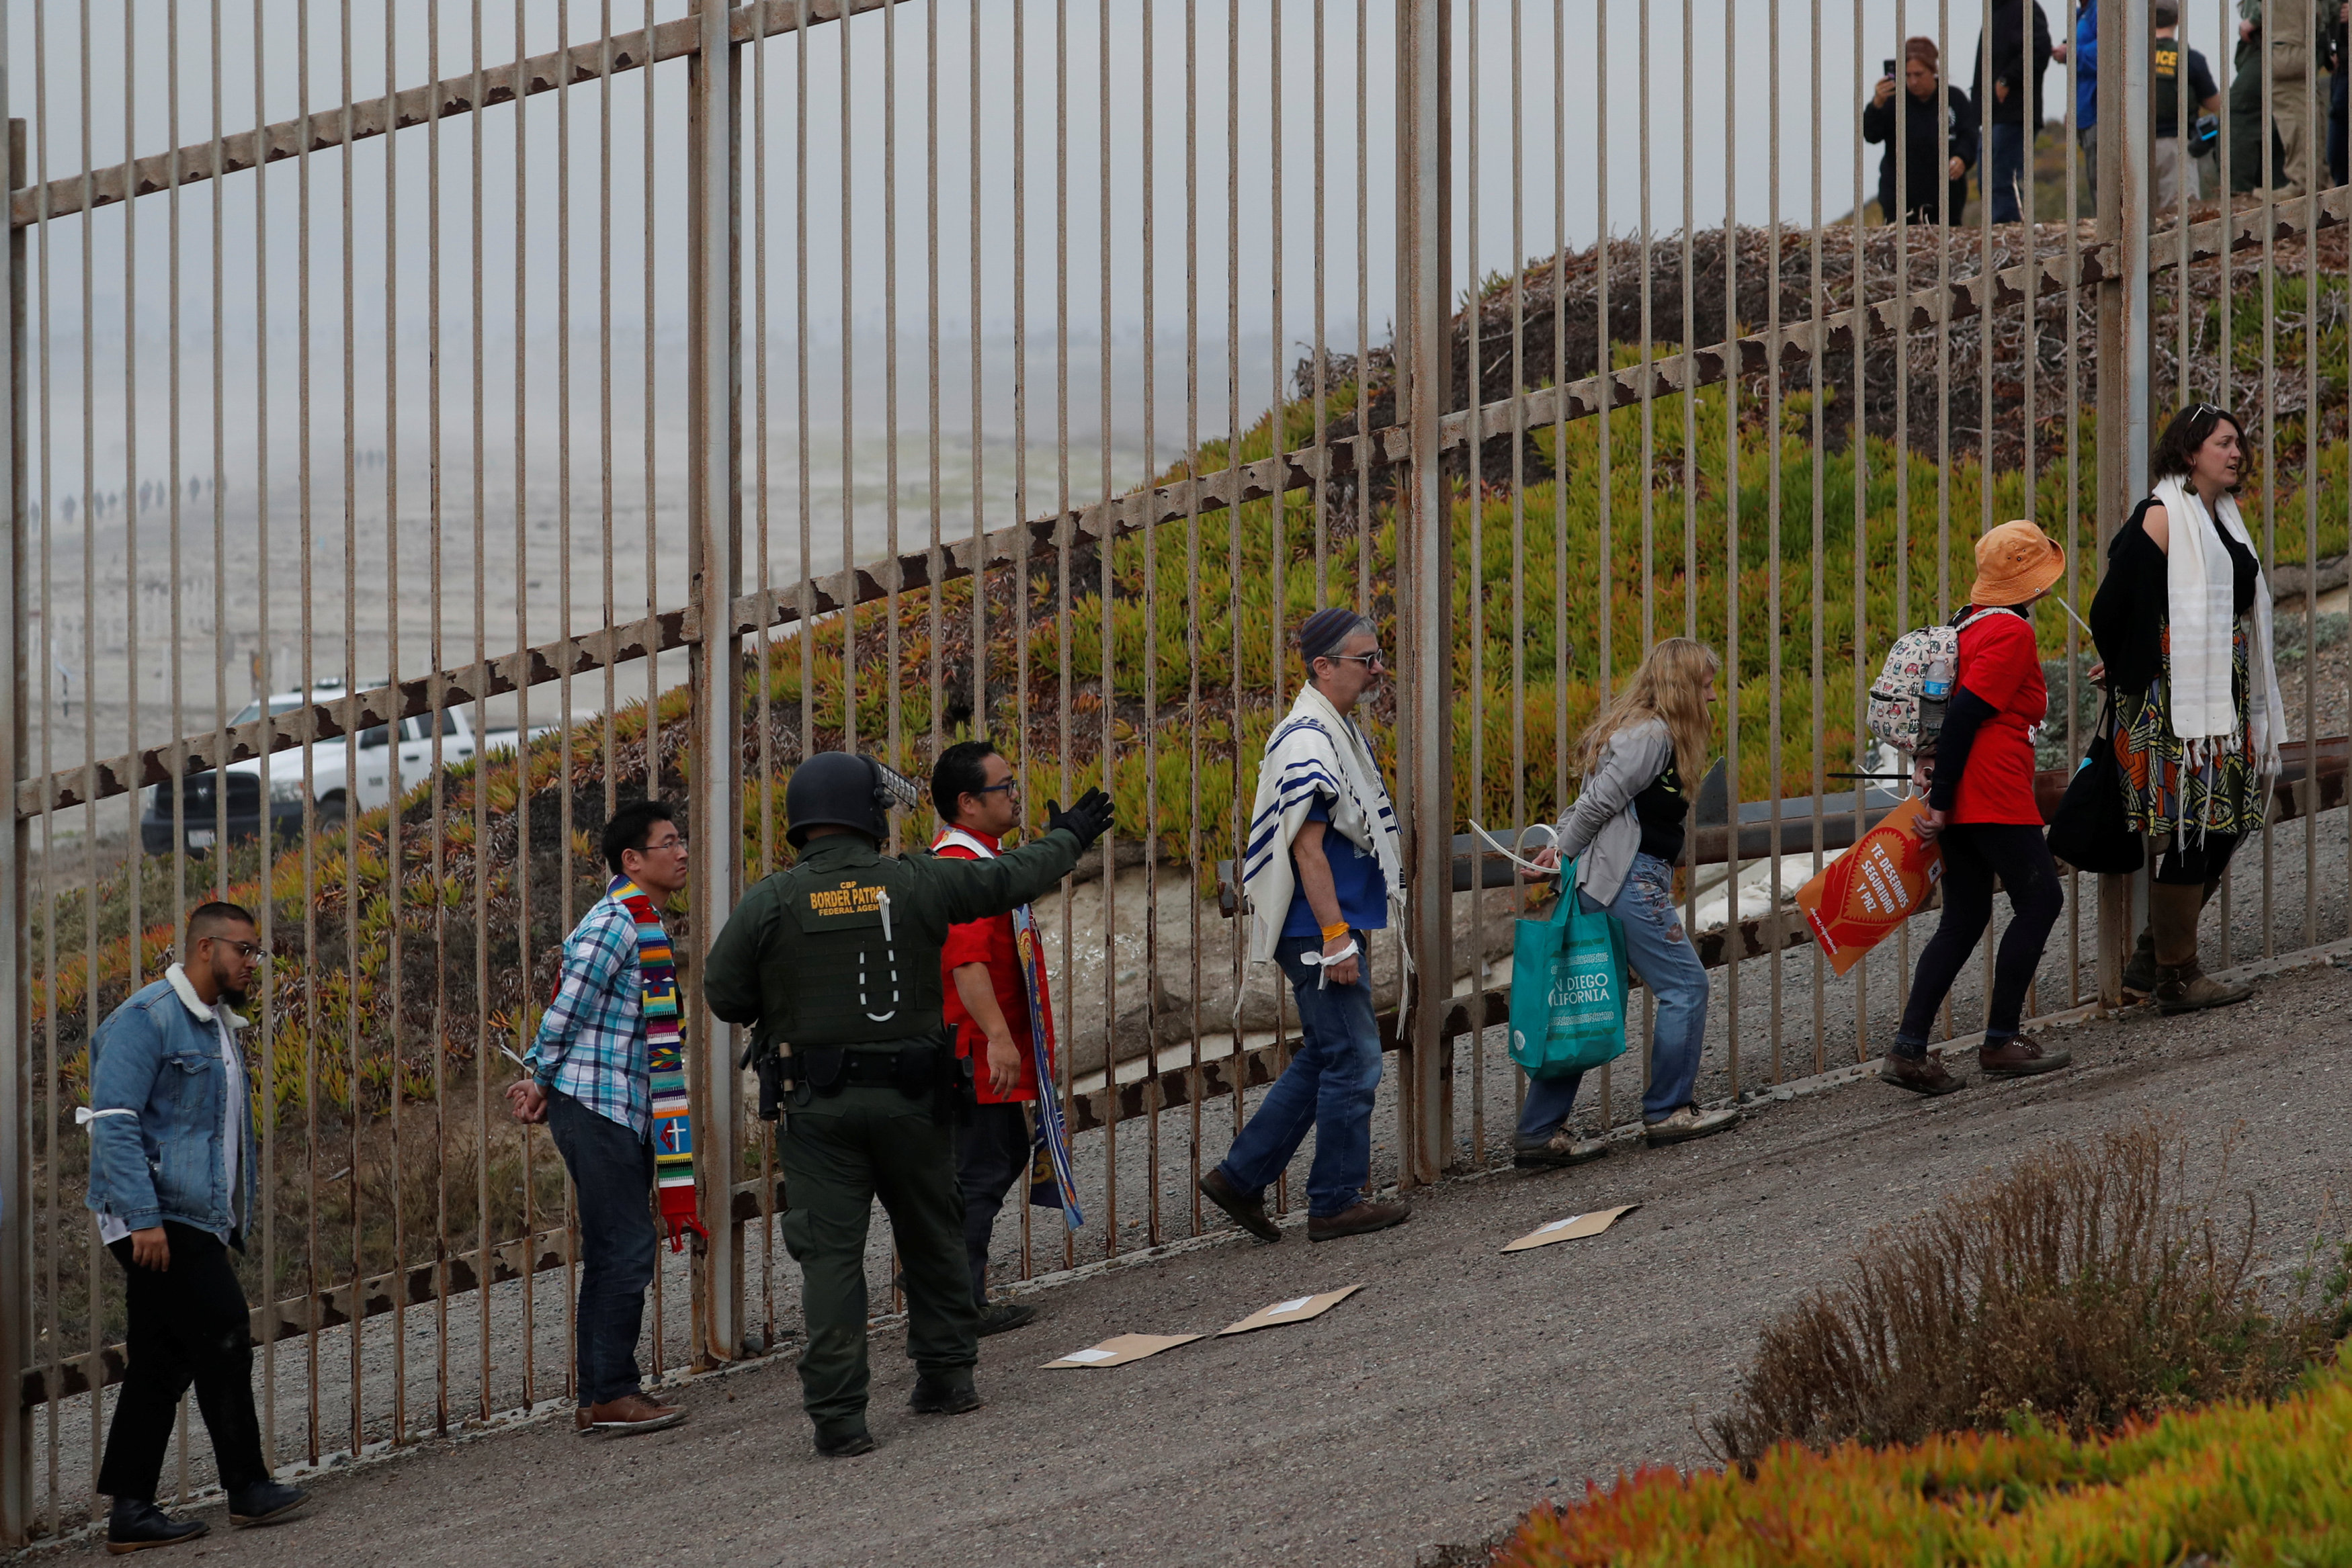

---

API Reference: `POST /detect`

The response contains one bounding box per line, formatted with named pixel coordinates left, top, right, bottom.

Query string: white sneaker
left=1642, top=1104, right=1740, bottom=1145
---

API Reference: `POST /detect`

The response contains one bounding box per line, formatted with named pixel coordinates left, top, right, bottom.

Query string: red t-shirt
left=933, top=828, right=1040, bottom=1105
left=1949, top=608, right=2048, bottom=826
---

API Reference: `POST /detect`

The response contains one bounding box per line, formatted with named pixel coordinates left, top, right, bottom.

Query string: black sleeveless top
left=1631, top=755, right=1689, bottom=864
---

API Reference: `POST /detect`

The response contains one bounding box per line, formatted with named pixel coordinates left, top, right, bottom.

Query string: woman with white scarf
left=2089, top=403, right=2287, bottom=1014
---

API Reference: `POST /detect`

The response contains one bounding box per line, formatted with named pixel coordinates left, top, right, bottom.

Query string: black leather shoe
left=227, top=1479, right=310, bottom=1527
left=976, top=1301, right=1038, bottom=1336
left=907, top=1373, right=984, bottom=1415
left=105, top=1499, right=208, bottom=1555
left=814, top=1423, right=876, bottom=1458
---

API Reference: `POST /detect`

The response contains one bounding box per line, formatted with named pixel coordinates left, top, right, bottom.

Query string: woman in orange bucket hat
left=1881, top=521, right=2075, bottom=1096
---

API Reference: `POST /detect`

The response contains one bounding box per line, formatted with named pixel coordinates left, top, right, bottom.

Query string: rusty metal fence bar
left=7, top=0, right=2352, bottom=1547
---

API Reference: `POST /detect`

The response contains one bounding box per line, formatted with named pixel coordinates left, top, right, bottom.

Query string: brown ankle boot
left=2148, top=881, right=2251, bottom=1014
left=2154, top=961, right=2252, bottom=1014
left=2119, top=929, right=2157, bottom=996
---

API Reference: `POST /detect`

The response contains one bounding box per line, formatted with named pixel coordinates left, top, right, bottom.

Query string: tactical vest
left=754, top=855, right=950, bottom=1049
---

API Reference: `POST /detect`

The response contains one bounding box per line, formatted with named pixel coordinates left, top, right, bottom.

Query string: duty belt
left=837, top=1048, right=927, bottom=1090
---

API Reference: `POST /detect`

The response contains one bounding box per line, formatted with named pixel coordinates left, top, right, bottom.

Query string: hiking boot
left=1978, top=1034, right=2072, bottom=1078
left=1199, top=1168, right=1282, bottom=1243
left=1307, top=1199, right=1411, bottom=1242
left=1512, top=1130, right=1613, bottom=1170
left=1642, top=1104, right=1741, bottom=1145
left=2154, top=962, right=2252, bottom=1015
left=226, top=1480, right=311, bottom=1527
left=1880, top=1050, right=1965, bottom=1096
left=814, top=1422, right=876, bottom=1458
left=907, top=1373, right=983, bottom=1415
left=104, top=1501, right=207, bottom=1555
left=2120, top=929, right=2158, bottom=996
left=575, top=1392, right=685, bottom=1437
left=976, top=1301, right=1038, bottom=1337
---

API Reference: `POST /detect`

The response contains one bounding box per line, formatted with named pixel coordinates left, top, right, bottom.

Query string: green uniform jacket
left=702, top=828, right=1083, bottom=1050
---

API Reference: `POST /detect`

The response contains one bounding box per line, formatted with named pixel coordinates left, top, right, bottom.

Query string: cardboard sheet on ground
left=1042, top=1333, right=1201, bottom=1369
left=1502, top=1204, right=1642, bottom=1253
left=1794, top=795, right=1943, bottom=976
left=1217, top=1284, right=1363, bottom=1336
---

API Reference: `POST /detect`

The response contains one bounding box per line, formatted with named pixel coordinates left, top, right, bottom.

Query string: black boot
left=227, top=1479, right=311, bottom=1527
left=976, top=1301, right=1038, bottom=1336
left=814, top=1422, right=876, bottom=1458
left=104, top=1499, right=208, bottom=1555
left=908, top=1371, right=984, bottom=1415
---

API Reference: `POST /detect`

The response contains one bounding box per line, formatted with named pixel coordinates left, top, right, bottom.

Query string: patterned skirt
left=2110, top=621, right=2265, bottom=839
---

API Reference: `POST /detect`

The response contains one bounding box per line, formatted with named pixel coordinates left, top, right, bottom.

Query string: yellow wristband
left=1320, top=920, right=1351, bottom=942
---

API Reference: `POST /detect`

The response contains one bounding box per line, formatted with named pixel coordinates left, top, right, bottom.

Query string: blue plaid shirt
left=526, top=894, right=650, bottom=1137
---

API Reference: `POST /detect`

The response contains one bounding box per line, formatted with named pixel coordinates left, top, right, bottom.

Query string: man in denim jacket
left=84, top=901, right=308, bottom=1551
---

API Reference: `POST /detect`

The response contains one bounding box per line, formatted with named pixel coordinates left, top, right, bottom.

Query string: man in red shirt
left=930, top=740, right=1045, bottom=1336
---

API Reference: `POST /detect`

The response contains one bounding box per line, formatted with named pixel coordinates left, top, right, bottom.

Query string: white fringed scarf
left=2152, top=476, right=2285, bottom=783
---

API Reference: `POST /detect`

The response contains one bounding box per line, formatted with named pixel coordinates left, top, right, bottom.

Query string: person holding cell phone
left=1864, top=37, right=1980, bottom=225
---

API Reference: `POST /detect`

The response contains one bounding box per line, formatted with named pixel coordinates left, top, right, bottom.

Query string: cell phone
left=1884, top=57, right=1897, bottom=77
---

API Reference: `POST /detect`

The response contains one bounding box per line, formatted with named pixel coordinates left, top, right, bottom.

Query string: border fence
left=3, top=0, right=2349, bottom=1542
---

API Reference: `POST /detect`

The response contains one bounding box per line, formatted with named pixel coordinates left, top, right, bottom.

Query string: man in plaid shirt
left=507, top=799, right=691, bottom=1438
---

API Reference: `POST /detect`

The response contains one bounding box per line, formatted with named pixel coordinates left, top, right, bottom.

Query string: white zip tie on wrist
left=1298, top=939, right=1361, bottom=989
left=1468, top=820, right=1562, bottom=877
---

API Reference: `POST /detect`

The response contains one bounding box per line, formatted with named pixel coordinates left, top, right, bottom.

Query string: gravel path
left=26, top=945, right=2351, bottom=1567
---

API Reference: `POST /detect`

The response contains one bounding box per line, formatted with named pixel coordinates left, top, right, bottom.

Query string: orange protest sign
left=1793, top=796, right=1943, bottom=976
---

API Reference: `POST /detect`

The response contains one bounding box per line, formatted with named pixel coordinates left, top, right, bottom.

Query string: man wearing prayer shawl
left=1200, top=608, right=1414, bottom=1245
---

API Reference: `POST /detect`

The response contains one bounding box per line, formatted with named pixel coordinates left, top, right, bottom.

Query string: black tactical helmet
left=784, top=751, right=909, bottom=848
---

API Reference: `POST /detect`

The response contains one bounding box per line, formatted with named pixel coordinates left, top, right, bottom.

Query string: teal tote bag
left=1507, top=863, right=1632, bottom=1080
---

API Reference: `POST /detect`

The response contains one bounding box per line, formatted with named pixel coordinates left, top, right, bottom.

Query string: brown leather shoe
left=577, top=1392, right=685, bottom=1437
left=1880, top=1051, right=1965, bottom=1096
left=1307, top=1199, right=1411, bottom=1243
left=1200, top=1168, right=1282, bottom=1243
left=1978, top=1033, right=2072, bottom=1078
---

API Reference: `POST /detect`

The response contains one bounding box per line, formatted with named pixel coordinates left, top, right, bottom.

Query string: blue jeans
left=1986, top=120, right=2031, bottom=224
left=1513, top=853, right=1710, bottom=1141
left=547, top=1089, right=657, bottom=1407
left=1216, top=929, right=1384, bottom=1218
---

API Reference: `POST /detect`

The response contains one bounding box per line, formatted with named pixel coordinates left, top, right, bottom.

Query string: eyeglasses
left=641, top=834, right=688, bottom=852
left=208, top=940, right=269, bottom=963
left=1327, top=650, right=1386, bottom=670
left=973, top=777, right=1021, bottom=797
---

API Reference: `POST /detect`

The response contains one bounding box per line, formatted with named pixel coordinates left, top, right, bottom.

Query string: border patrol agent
left=704, top=751, right=1113, bottom=1457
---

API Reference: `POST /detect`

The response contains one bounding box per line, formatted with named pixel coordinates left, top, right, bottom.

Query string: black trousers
left=1896, top=823, right=2064, bottom=1052
left=2152, top=828, right=2240, bottom=887
left=97, top=1222, right=268, bottom=1504
left=954, top=1100, right=1031, bottom=1307
left=545, top=1090, right=657, bottom=1407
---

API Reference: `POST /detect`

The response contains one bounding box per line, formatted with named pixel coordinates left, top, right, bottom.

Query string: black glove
left=1045, top=787, right=1116, bottom=853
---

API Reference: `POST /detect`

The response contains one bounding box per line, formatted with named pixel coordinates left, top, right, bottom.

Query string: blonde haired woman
left=1521, top=637, right=1740, bottom=1166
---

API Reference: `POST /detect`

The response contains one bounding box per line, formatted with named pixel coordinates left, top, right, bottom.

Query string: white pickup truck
left=140, top=681, right=559, bottom=853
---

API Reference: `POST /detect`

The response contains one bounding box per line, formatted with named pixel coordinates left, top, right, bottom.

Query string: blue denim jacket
left=83, top=968, right=258, bottom=1246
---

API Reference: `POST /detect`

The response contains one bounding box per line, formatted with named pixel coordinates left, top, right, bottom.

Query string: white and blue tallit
left=1241, top=683, right=1409, bottom=977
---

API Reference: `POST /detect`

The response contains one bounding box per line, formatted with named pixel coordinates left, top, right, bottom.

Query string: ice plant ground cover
left=1490, top=1353, right=2352, bottom=1568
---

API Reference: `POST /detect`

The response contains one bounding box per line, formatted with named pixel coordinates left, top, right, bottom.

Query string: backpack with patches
left=1865, top=609, right=2005, bottom=754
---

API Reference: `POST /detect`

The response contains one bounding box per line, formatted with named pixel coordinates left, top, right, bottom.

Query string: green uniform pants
left=780, top=1084, right=978, bottom=1436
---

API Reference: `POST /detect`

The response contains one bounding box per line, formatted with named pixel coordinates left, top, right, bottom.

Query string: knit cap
left=1297, top=607, right=1365, bottom=664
